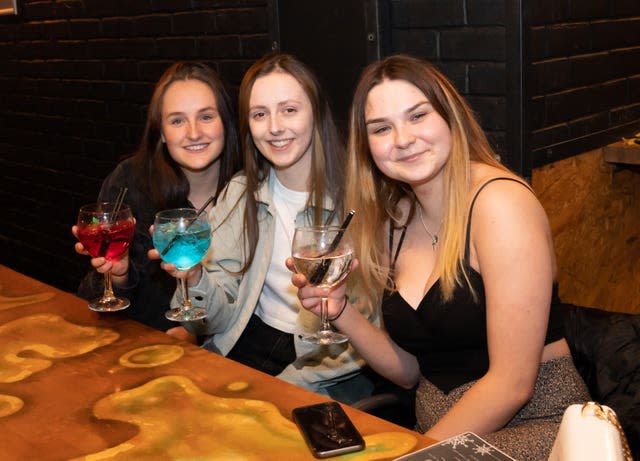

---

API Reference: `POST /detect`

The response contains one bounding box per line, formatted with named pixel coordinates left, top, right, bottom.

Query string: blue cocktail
left=153, top=208, right=211, bottom=321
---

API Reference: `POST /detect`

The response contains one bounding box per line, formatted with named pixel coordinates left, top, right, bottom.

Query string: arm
left=163, top=182, right=248, bottom=338
left=291, top=259, right=421, bottom=389
left=425, top=179, right=554, bottom=440
left=175, top=242, right=244, bottom=338
left=151, top=236, right=243, bottom=340
left=278, top=284, right=386, bottom=390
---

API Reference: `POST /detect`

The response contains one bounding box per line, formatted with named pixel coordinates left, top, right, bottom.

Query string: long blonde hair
left=346, top=55, right=507, bottom=310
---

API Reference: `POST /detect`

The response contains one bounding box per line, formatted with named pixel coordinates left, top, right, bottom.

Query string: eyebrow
left=365, top=101, right=429, bottom=125
left=249, top=99, right=302, bottom=111
left=165, top=106, right=218, bottom=117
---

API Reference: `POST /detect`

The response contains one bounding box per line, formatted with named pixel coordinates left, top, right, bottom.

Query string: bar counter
left=0, top=265, right=434, bottom=460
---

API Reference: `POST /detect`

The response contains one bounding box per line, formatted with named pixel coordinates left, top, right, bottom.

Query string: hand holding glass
left=76, top=202, right=135, bottom=312
left=292, top=226, right=353, bottom=345
left=153, top=208, right=211, bottom=322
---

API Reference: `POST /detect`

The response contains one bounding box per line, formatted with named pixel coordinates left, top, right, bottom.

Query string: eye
left=283, top=106, right=297, bottom=115
left=168, top=117, right=184, bottom=126
left=251, top=110, right=266, bottom=120
left=201, top=113, right=216, bottom=122
left=369, top=124, right=390, bottom=135
left=410, top=111, right=426, bottom=122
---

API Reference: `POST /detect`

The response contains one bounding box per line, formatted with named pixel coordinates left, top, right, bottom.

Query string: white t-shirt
left=255, top=172, right=308, bottom=334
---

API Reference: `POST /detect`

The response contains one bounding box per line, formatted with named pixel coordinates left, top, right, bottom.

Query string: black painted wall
left=0, top=0, right=271, bottom=291
left=1, top=0, right=639, bottom=293
left=527, top=1, right=640, bottom=166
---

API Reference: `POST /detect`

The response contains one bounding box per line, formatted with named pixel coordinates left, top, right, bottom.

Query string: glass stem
left=179, top=278, right=192, bottom=310
left=102, top=272, right=117, bottom=302
left=320, top=296, right=331, bottom=332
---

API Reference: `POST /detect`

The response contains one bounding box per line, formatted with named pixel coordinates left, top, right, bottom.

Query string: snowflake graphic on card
left=474, top=443, right=494, bottom=455
left=442, top=432, right=475, bottom=449
left=392, top=431, right=516, bottom=460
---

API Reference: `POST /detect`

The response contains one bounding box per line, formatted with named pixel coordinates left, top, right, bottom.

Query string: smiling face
left=161, top=79, right=225, bottom=173
left=364, top=78, right=452, bottom=188
left=248, top=71, right=314, bottom=190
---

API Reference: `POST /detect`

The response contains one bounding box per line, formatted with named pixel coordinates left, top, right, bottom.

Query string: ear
left=161, top=133, right=166, bottom=143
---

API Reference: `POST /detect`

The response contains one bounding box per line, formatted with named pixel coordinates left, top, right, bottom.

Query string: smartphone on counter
left=292, top=401, right=365, bottom=458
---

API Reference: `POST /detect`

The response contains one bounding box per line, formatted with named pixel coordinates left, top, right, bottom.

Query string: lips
left=397, top=151, right=423, bottom=162
left=268, top=139, right=293, bottom=149
left=184, top=143, right=209, bottom=152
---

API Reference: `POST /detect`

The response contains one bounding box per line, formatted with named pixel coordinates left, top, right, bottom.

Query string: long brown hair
left=346, top=54, right=507, bottom=309
left=132, top=61, right=241, bottom=209
left=236, top=53, right=345, bottom=273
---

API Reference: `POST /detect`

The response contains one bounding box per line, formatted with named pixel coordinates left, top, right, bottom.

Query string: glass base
left=165, top=306, right=207, bottom=322
left=89, top=296, right=130, bottom=312
left=300, top=329, right=349, bottom=345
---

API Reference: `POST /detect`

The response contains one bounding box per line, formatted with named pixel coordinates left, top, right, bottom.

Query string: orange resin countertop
left=0, top=264, right=433, bottom=460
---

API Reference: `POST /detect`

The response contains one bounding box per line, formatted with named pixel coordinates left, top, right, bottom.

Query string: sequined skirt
left=415, top=355, right=590, bottom=461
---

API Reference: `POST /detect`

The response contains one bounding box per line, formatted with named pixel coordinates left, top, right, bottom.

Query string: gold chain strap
left=581, top=402, right=633, bottom=461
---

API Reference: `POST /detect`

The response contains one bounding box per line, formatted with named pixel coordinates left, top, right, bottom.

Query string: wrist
left=328, top=295, right=348, bottom=322
left=111, top=268, right=129, bottom=278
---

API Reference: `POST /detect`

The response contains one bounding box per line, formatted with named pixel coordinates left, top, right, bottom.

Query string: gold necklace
left=418, top=205, right=442, bottom=250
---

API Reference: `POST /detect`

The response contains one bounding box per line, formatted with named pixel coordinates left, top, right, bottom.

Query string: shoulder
left=211, top=172, right=249, bottom=223
left=468, top=167, right=552, bottom=265
left=469, top=164, right=539, bottom=215
left=111, top=156, right=136, bottom=176
left=472, top=180, right=548, bottom=237
left=100, top=157, right=139, bottom=197
left=218, top=172, right=252, bottom=199
left=102, top=157, right=138, bottom=187
left=229, top=171, right=248, bottom=186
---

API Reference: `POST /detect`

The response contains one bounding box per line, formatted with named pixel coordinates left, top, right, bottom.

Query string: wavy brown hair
left=236, top=53, right=345, bottom=273
left=132, top=61, right=241, bottom=209
left=346, top=55, right=507, bottom=309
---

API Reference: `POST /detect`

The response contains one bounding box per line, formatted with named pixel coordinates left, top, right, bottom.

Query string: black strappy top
left=382, top=178, right=565, bottom=393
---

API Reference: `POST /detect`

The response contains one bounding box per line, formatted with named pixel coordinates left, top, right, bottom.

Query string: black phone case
left=292, top=401, right=365, bottom=458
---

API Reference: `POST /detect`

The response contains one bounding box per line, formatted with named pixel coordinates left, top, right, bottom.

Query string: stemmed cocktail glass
left=153, top=208, right=211, bottom=322
left=76, top=201, right=135, bottom=311
left=292, top=225, right=353, bottom=345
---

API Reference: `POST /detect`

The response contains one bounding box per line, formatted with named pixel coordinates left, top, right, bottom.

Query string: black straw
left=160, top=195, right=216, bottom=257
left=309, top=210, right=356, bottom=285
left=112, top=187, right=128, bottom=219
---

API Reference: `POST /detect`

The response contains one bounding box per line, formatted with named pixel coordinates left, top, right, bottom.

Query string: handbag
left=548, top=402, right=632, bottom=461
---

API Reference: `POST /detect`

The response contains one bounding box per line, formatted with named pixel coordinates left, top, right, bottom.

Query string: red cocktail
left=76, top=220, right=134, bottom=260
left=76, top=202, right=135, bottom=312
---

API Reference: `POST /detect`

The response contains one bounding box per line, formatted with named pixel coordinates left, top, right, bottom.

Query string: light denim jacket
left=177, top=171, right=380, bottom=394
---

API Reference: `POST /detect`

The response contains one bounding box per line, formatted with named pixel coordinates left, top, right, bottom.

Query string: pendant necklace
left=418, top=205, right=442, bottom=250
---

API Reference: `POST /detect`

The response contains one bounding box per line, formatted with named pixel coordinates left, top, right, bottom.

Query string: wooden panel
left=532, top=148, right=640, bottom=314
left=532, top=149, right=640, bottom=313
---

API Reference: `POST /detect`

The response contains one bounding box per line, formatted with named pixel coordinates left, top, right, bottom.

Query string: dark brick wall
left=528, top=1, right=640, bottom=166
left=2, top=0, right=639, bottom=293
left=0, top=0, right=271, bottom=291
left=387, top=0, right=509, bottom=163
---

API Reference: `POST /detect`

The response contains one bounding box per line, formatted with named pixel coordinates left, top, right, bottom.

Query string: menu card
left=394, top=432, right=516, bottom=461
